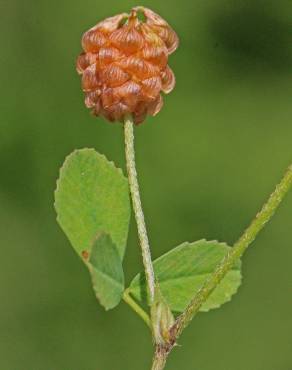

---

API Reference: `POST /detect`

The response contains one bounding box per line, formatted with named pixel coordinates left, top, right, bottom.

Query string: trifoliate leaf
left=129, top=240, right=242, bottom=313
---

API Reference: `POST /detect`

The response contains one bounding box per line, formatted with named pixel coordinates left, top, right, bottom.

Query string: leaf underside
left=88, top=233, right=124, bottom=310
left=129, top=239, right=242, bottom=313
left=54, top=148, right=131, bottom=309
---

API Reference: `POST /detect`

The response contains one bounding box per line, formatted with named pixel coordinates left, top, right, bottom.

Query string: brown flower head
left=76, top=7, right=179, bottom=124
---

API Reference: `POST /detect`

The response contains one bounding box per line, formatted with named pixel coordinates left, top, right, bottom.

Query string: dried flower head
left=76, top=7, right=179, bottom=124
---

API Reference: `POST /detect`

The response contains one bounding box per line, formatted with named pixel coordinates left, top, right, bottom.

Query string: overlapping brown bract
left=76, top=7, right=179, bottom=124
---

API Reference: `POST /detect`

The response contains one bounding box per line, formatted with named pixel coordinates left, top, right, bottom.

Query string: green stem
left=123, top=289, right=151, bottom=328
left=173, top=164, right=292, bottom=338
left=124, top=116, right=156, bottom=304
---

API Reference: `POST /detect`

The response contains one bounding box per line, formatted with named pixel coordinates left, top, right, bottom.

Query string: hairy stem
left=173, top=164, right=292, bottom=338
left=124, top=116, right=156, bottom=304
left=123, top=289, right=151, bottom=328
left=151, top=347, right=168, bottom=370
left=150, top=164, right=292, bottom=370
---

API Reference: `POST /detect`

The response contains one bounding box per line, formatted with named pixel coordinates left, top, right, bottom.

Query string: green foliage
left=54, top=149, right=131, bottom=309
left=129, top=240, right=242, bottom=313
left=88, top=233, right=124, bottom=310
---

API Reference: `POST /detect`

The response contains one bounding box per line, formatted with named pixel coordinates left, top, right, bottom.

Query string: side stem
left=123, top=289, right=151, bottom=328
left=173, top=164, right=292, bottom=338
left=124, top=116, right=156, bottom=304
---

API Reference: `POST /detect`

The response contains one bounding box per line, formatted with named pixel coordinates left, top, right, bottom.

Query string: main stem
left=151, top=347, right=168, bottom=370
left=124, top=116, right=156, bottom=304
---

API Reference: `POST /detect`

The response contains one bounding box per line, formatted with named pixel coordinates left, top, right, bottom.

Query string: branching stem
left=124, top=116, right=156, bottom=305
left=151, top=164, right=292, bottom=370
left=124, top=116, right=292, bottom=370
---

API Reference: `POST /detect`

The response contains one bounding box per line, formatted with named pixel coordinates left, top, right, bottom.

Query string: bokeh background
left=0, top=0, right=291, bottom=369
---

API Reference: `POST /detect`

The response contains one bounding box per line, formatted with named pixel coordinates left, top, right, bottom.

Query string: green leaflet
left=129, top=240, right=242, bottom=313
left=87, top=233, right=124, bottom=310
left=54, top=148, right=131, bottom=309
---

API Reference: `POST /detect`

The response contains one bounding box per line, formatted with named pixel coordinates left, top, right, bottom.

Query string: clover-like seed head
left=76, top=7, right=179, bottom=124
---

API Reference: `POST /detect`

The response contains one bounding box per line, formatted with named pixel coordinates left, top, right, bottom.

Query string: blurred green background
left=0, top=0, right=291, bottom=369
